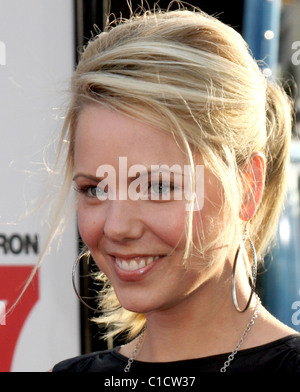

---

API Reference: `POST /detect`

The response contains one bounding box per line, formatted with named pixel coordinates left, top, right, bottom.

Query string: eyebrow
left=73, top=167, right=185, bottom=183
left=72, top=173, right=101, bottom=182
left=72, top=171, right=152, bottom=183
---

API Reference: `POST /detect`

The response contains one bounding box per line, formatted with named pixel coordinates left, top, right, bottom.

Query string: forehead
left=74, top=105, right=189, bottom=169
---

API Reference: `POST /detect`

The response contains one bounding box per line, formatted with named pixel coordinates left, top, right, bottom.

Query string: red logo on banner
left=0, top=266, right=39, bottom=372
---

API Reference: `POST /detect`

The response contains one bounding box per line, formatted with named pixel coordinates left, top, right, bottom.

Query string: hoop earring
left=232, top=224, right=257, bottom=313
left=72, top=248, right=102, bottom=313
left=72, top=249, right=122, bottom=314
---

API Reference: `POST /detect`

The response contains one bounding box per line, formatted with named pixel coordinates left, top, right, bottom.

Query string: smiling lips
left=115, top=255, right=160, bottom=272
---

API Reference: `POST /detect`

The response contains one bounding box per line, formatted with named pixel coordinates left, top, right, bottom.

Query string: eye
left=74, top=184, right=108, bottom=199
left=147, top=181, right=177, bottom=201
left=87, top=186, right=98, bottom=197
left=149, top=181, right=174, bottom=195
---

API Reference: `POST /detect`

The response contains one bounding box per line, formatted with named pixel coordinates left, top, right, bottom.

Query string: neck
left=136, top=262, right=257, bottom=362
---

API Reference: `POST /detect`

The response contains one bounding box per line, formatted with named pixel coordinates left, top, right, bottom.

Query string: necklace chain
left=220, top=295, right=261, bottom=372
left=124, top=295, right=261, bottom=373
left=124, top=326, right=147, bottom=372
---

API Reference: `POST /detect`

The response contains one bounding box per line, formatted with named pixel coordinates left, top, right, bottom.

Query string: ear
left=239, top=152, right=266, bottom=221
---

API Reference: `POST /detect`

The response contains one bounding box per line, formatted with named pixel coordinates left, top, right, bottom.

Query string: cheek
left=147, top=203, right=187, bottom=249
left=193, top=173, right=224, bottom=238
left=77, top=205, right=104, bottom=249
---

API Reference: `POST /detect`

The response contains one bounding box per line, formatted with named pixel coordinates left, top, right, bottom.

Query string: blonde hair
left=56, top=5, right=293, bottom=342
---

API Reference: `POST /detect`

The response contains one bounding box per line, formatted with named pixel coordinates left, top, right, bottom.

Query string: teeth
left=115, top=256, right=160, bottom=272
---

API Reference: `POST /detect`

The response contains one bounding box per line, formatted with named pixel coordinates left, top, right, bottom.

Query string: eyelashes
left=73, top=184, right=104, bottom=198
left=73, top=180, right=179, bottom=200
left=148, top=181, right=175, bottom=195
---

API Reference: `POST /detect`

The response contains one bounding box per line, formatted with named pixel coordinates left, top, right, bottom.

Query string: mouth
left=115, top=255, right=160, bottom=272
left=110, top=253, right=165, bottom=280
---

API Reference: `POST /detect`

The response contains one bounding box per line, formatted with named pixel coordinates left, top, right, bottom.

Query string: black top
left=53, top=334, right=300, bottom=372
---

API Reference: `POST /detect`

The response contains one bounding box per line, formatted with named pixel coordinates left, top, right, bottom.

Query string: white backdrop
left=0, top=0, right=80, bottom=371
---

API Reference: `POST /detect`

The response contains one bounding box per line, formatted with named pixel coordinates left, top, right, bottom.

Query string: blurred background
left=0, top=0, right=299, bottom=371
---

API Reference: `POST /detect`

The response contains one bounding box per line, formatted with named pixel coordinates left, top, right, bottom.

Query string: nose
left=103, top=200, right=144, bottom=243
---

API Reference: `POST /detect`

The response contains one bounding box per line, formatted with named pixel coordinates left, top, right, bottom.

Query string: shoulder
left=248, top=307, right=300, bottom=371
left=277, top=334, right=300, bottom=363
left=241, top=334, right=300, bottom=372
left=251, top=305, right=299, bottom=348
left=52, top=347, right=127, bottom=372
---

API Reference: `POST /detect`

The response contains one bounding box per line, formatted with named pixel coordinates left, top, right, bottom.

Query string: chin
left=120, top=301, right=153, bottom=314
left=117, top=294, right=160, bottom=314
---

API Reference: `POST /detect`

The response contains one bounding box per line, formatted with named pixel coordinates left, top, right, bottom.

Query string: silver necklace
left=220, top=295, right=261, bottom=372
left=124, top=326, right=147, bottom=372
left=124, top=295, right=261, bottom=373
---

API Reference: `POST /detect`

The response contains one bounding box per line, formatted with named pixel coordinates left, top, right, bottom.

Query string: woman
left=52, top=5, right=300, bottom=372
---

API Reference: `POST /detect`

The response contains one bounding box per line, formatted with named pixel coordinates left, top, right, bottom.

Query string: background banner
left=0, top=0, right=80, bottom=371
